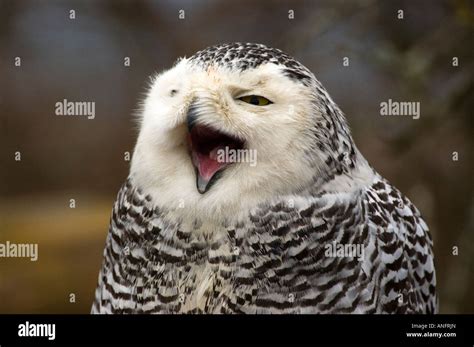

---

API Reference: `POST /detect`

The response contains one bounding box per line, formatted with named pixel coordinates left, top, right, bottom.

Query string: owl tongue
left=188, top=125, right=244, bottom=194
left=192, top=149, right=226, bottom=190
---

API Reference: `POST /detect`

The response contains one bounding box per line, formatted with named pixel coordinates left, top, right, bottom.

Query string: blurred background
left=0, top=0, right=472, bottom=313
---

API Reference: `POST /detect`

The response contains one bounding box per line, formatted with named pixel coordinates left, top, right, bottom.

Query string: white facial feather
left=130, top=57, right=372, bottom=225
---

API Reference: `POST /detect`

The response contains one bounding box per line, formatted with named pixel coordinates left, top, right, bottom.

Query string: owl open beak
left=187, top=124, right=244, bottom=194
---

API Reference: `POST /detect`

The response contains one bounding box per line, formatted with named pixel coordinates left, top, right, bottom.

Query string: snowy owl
left=92, top=43, right=437, bottom=314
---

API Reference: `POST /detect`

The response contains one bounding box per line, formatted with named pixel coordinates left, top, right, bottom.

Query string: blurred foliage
left=0, top=0, right=472, bottom=313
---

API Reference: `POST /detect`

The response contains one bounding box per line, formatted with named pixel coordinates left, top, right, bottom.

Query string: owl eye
left=239, top=95, right=272, bottom=106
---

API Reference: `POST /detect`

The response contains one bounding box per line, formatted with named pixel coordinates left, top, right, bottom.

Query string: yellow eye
left=239, top=95, right=272, bottom=106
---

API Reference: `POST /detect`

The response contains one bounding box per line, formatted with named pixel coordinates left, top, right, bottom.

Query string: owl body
left=92, top=43, right=436, bottom=314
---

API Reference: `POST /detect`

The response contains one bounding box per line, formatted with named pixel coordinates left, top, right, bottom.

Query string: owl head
left=131, top=43, right=360, bottom=221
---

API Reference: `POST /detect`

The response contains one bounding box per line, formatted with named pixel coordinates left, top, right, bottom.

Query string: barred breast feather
left=92, top=175, right=436, bottom=314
